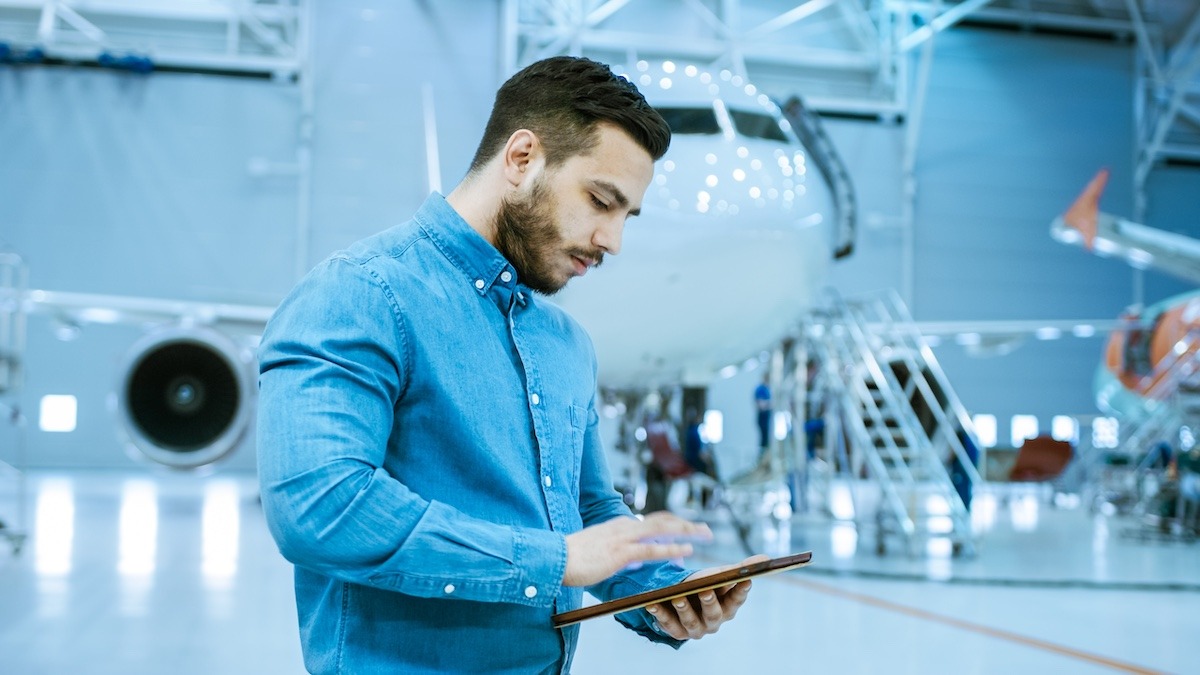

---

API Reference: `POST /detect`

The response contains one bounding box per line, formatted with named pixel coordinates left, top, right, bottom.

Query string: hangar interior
left=1, top=1, right=1199, bottom=673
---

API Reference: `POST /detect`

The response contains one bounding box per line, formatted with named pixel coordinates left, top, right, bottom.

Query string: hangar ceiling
left=0, top=1, right=1195, bottom=212
left=506, top=0, right=1200, bottom=215
left=0, top=0, right=308, bottom=78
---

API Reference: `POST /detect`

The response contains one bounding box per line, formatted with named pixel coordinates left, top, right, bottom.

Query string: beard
left=493, top=176, right=603, bottom=296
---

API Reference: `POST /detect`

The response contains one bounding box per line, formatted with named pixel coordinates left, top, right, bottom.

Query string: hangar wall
left=1, top=1, right=1197, bottom=469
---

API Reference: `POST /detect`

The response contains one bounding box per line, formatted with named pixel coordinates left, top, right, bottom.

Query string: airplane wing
left=1051, top=168, right=1200, bottom=284
left=2, top=284, right=276, bottom=470
left=19, top=289, right=275, bottom=333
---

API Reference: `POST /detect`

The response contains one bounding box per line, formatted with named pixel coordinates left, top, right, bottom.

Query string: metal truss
left=500, top=0, right=1162, bottom=119
left=504, top=1, right=1193, bottom=244
left=504, top=0, right=915, bottom=118
left=1127, top=0, right=1200, bottom=220
left=0, top=0, right=308, bottom=78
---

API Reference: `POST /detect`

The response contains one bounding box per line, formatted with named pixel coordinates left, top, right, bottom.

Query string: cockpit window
left=729, top=109, right=788, bottom=142
left=656, top=107, right=721, bottom=135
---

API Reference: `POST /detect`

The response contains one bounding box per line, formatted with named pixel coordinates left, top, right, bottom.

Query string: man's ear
left=502, top=129, right=542, bottom=188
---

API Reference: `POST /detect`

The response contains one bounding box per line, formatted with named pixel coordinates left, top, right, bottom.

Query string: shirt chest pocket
left=565, top=404, right=587, bottom=502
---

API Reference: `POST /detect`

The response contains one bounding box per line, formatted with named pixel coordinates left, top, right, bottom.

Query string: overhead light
left=965, top=334, right=1026, bottom=357
left=1035, top=327, right=1062, bottom=340
left=77, top=307, right=122, bottom=324
left=1126, top=248, right=1154, bottom=268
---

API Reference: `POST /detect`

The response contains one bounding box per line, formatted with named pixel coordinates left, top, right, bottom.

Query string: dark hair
left=467, top=56, right=671, bottom=174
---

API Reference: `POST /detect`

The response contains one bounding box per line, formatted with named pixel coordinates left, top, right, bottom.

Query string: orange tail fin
left=1062, top=169, right=1109, bottom=250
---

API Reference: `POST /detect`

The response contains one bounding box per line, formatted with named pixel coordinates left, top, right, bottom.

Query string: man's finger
left=717, top=580, right=752, bottom=620
left=671, top=596, right=704, bottom=638
left=630, top=541, right=693, bottom=562
left=647, top=603, right=685, bottom=640
left=636, top=511, right=713, bottom=540
left=721, top=580, right=752, bottom=604
left=697, top=589, right=723, bottom=625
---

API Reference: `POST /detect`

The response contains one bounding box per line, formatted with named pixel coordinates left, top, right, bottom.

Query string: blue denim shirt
left=257, top=193, right=690, bottom=674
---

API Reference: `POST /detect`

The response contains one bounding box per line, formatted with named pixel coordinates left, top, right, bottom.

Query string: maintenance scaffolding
left=1, top=250, right=28, bottom=555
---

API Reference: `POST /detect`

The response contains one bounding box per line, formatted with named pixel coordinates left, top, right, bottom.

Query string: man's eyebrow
left=592, top=180, right=639, bottom=216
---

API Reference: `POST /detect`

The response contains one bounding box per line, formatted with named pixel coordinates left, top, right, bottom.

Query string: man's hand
left=644, top=554, right=769, bottom=640
left=562, top=512, right=712, bottom=587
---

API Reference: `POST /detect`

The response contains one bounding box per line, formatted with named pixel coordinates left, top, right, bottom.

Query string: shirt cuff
left=618, top=610, right=687, bottom=649
left=511, top=526, right=568, bottom=608
left=604, top=563, right=693, bottom=648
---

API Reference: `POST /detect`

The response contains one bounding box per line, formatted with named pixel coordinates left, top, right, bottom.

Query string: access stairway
left=1078, top=325, right=1200, bottom=520
left=805, top=288, right=983, bottom=557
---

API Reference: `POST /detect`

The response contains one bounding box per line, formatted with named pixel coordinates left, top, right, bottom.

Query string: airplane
left=1051, top=168, right=1200, bottom=285
left=1051, top=169, right=1200, bottom=422
left=1, top=60, right=853, bottom=473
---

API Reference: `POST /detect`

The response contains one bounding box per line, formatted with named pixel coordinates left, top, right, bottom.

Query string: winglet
left=1062, top=168, right=1109, bottom=251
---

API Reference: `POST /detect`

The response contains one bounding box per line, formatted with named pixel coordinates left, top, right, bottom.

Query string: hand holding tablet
left=553, top=551, right=813, bottom=628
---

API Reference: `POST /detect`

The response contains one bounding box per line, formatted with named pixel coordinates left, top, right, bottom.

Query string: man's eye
left=590, top=195, right=610, bottom=211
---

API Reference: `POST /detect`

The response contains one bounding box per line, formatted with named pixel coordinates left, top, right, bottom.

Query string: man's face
left=494, top=124, right=654, bottom=295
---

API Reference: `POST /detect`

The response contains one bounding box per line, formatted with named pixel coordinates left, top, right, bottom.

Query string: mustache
left=570, top=248, right=605, bottom=269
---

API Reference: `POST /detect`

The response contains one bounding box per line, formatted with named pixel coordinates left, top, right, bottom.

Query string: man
left=257, top=56, right=761, bottom=674
left=755, top=373, right=772, bottom=455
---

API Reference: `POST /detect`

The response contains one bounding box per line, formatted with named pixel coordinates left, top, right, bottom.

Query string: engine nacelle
left=117, top=325, right=254, bottom=469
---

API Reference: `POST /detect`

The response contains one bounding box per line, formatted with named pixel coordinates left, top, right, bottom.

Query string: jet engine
left=1096, top=290, right=1200, bottom=422
left=116, top=325, right=254, bottom=469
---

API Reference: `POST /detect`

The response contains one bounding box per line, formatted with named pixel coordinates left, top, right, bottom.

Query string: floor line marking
left=775, top=574, right=1170, bottom=675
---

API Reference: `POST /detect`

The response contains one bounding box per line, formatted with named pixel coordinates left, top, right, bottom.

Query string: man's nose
left=593, top=217, right=624, bottom=256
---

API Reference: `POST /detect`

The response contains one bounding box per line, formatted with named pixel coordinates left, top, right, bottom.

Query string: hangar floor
left=0, top=470, right=1197, bottom=674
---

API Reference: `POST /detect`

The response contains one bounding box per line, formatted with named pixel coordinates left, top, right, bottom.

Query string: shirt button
left=501, top=270, right=512, bottom=283
left=444, top=584, right=455, bottom=594
left=524, top=586, right=538, bottom=599
left=530, top=393, right=540, bottom=405
left=543, top=475, right=552, bottom=488
left=474, top=279, right=484, bottom=290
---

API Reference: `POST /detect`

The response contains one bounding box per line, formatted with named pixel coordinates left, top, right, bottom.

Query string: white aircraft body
left=552, top=61, right=845, bottom=389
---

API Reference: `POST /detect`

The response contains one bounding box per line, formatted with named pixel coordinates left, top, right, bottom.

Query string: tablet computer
left=552, top=551, right=812, bottom=628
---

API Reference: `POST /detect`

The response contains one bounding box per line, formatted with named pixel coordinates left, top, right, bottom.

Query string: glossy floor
left=0, top=469, right=1196, bottom=674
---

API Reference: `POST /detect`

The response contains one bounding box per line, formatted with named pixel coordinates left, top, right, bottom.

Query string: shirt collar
left=415, top=192, right=530, bottom=308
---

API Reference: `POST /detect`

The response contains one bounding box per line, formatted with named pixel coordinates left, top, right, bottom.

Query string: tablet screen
left=552, top=551, right=812, bottom=628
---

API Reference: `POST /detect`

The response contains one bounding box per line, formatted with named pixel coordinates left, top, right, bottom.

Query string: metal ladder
left=1093, top=327, right=1200, bottom=516
left=806, top=288, right=982, bottom=557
